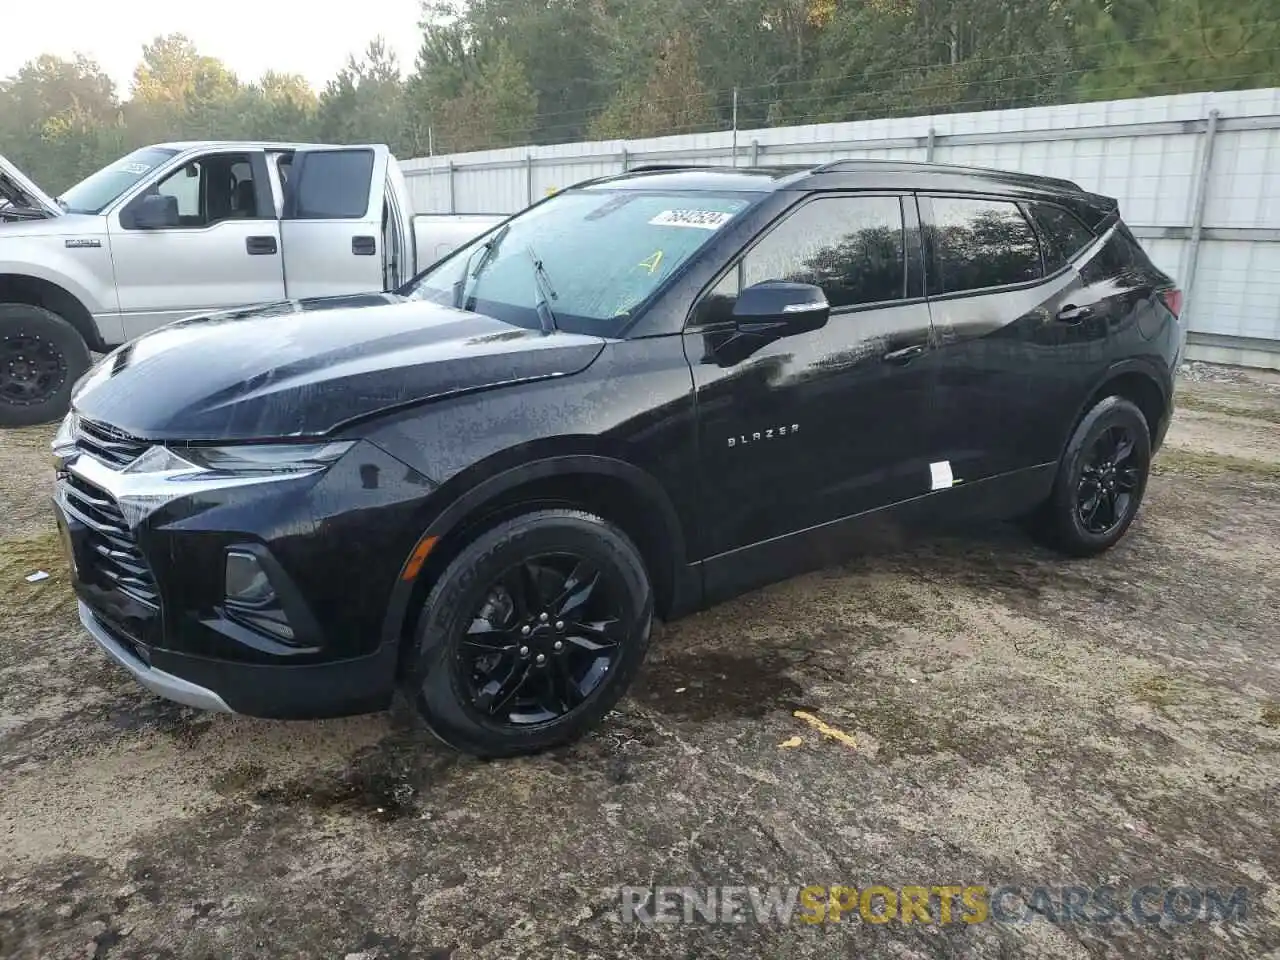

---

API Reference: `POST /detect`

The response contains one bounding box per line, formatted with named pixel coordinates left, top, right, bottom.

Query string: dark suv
left=51, top=161, right=1185, bottom=757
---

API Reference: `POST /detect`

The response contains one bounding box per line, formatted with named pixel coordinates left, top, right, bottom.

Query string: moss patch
left=1261, top=703, right=1280, bottom=729
left=1153, top=448, right=1280, bottom=481
left=0, top=529, right=76, bottom=622
left=1132, top=675, right=1186, bottom=712
left=1177, top=395, right=1280, bottom=426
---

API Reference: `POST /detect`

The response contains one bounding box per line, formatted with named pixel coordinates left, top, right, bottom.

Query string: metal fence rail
left=403, top=88, right=1280, bottom=369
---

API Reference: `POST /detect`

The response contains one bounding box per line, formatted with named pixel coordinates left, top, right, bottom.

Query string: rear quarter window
left=1029, top=203, right=1096, bottom=272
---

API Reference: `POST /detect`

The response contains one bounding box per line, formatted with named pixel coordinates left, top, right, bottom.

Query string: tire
left=403, top=509, right=654, bottom=758
left=0, top=304, right=91, bottom=427
left=1029, top=396, right=1152, bottom=557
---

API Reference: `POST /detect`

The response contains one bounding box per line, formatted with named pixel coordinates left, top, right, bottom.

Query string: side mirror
left=732, top=280, right=830, bottom=336
left=127, top=193, right=179, bottom=229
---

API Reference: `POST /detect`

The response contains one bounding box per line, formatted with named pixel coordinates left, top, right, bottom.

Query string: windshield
left=405, top=188, right=755, bottom=335
left=59, top=147, right=179, bottom=215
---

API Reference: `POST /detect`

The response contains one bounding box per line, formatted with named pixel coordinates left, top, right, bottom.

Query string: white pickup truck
left=0, top=142, right=504, bottom=425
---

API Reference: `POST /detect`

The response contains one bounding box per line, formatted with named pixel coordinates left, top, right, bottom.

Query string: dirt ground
left=2, top=366, right=1278, bottom=960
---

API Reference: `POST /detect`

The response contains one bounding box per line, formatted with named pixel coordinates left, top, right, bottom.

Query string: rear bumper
left=80, top=601, right=399, bottom=719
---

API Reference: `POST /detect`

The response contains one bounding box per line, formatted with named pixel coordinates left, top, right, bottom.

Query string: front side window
left=129, top=153, right=260, bottom=229
left=929, top=196, right=1042, bottom=295
left=695, top=195, right=907, bottom=326
left=406, top=188, right=754, bottom=335
left=60, top=147, right=179, bottom=215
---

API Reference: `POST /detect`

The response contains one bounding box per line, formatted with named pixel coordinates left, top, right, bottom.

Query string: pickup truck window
left=60, top=147, right=179, bottom=215
left=141, top=153, right=262, bottom=228
left=405, top=188, right=753, bottom=335
left=286, top=149, right=374, bottom=219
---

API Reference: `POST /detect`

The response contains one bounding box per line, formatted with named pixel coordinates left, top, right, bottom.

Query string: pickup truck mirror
left=126, top=193, right=179, bottom=230
left=732, top=280, right=830, bottom=337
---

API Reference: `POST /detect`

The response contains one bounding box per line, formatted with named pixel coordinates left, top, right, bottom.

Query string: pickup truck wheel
left=0, top=304, right=90, bottom=427
left=1029, top=396, right=1151, bottom=557
left=404, top=509, right=654, bottom=758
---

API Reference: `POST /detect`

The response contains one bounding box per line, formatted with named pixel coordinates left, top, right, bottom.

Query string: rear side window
left=734, top=195, right=907, bottom=309
left=1029, top=203, right=1096, bottom=271
left=288, top=149, right=373, bottom=219
left=1079, top=223, right=1164, bottom=287
left=929, top=196, right=1042, bottom=295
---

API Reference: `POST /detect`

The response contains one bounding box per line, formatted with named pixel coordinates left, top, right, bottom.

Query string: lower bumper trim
left=79, top=601, right=234, bottom=714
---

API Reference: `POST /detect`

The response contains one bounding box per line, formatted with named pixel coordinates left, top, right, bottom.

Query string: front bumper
left=80, top=601, right=232, bottom=712
left=55, top=430, right=438, bottom=719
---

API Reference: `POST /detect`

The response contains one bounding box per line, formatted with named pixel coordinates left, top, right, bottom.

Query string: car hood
left=72, top=294, right=609, bottom=441
left=0, top=154, right=62, bottom=219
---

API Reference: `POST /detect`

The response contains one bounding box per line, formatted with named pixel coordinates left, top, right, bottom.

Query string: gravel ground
left=1, top=368, right=1278, bottom=960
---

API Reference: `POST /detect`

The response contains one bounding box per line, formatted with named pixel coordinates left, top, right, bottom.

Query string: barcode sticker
left=649, top=209, right=735, bottom=230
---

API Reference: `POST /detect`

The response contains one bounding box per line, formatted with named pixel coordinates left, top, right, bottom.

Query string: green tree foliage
left=1, top=0, right=1278, bottom=194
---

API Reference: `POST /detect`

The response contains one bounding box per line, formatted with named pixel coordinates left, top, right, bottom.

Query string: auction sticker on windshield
left=649, top=209, right=736, bottom=230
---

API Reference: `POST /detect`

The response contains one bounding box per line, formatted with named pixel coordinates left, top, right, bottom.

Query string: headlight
left=51, top=411, right=78, bottom=457
left=121, top=441, right=354, bottom=478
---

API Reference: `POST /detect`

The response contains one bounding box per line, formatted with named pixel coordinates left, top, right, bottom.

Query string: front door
left=109, top=150, right=285, bottom=340
left=685, top=193, right=937, bottom=588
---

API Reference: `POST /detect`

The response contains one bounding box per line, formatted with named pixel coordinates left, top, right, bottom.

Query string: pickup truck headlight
left=51, top=411, right=78, bottom=459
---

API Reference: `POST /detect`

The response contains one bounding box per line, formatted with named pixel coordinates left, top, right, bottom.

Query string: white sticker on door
left=649, top=209, right=735, bottom=230
left=930, top=460, right=954, bottom=491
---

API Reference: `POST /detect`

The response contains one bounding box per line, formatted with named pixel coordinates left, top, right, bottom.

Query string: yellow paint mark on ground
left=792, top=711, right=857, bottom=749
left=778, top=736, right=803, bottom=749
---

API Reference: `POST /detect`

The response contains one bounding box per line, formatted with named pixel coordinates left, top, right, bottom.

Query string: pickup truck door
left=108, top=150, right=286, bottom=340
left=280, top=145, right=390, bottom=299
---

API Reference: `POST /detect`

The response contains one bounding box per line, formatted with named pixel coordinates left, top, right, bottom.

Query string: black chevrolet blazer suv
left=51, top=161, right=1185, bottom=757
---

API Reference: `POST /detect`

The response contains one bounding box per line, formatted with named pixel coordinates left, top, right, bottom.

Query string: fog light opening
left=224, top=549, right=297, bottom=643
left=225, top=550, right=276, bottom=608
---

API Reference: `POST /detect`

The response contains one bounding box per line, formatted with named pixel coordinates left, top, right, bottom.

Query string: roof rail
left=624, top=163, right=722, bottom=173
left=811, top=157, right=1084, bottom=192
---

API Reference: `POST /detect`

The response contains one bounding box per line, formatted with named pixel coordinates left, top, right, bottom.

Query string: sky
left=2, top=1, right=425, bottom=96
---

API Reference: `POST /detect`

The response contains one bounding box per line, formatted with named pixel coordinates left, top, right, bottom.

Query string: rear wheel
left=1029, top=395, right=1152, bottom=557
left=0, top=304, right=90, bottom=427
left=403, top=509, right=654, bottom=758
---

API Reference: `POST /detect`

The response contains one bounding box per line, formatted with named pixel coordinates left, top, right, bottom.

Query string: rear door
left=919, top=193, right=1088, bottom=491
left=280, top=145, right=389, bottom=299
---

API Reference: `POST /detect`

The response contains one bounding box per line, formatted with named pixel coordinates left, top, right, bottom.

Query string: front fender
left=0, top=229, right=121, bottom=343
left=377, top=452, right=691, bottom=650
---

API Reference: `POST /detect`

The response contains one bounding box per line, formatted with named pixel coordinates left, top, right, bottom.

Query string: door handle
left=1056, top=304, right=1094, bottom=324
left=352, top=236, right=376, bottom=256
left=882, top=343, right=926, bottom=365
left=245, top=235, right=277, bottom=255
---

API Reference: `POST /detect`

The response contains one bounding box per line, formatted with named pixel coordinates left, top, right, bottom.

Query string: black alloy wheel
left=405, top=509, right=653, bottom=757
left=1029, top=394, right=1152, bottom=557
left=1076, top=424, right=1142, bottom=535
left=460, top=553, right=624, bottom=726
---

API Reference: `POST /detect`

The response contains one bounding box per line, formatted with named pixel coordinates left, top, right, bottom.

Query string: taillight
left=1158, top=288, right=1183, bottom=318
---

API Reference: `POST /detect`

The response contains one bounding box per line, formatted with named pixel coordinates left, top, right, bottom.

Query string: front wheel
left=1029, top=395, right=1152, bottom=557
left=0, top=304, right=91, bottom=427
left=403, top=509, right=654, bottom=758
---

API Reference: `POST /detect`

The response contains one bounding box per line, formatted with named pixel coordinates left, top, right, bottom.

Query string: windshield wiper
left=453, top=223, right=511, bottom=310
left=526, top=245, right=559, bottom=335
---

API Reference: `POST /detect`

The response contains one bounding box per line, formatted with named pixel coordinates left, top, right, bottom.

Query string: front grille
left=76, top=417, right=149, bottom=468
left=60, top=472, right=159, bottom=607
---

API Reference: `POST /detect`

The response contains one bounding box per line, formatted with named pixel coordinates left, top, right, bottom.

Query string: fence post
left=926, top=127, right=937, bottom=162
left=621, top=146, right=629, bottom=172
left=1183, top=108, right=1220, bottom=328
left=526, top=153, right=534, bottom=206
left=732, top=87, right=740, bottom=167
left=447, top=162, right=456, bottom=214
left=750, top=139, right=760, bottom=166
